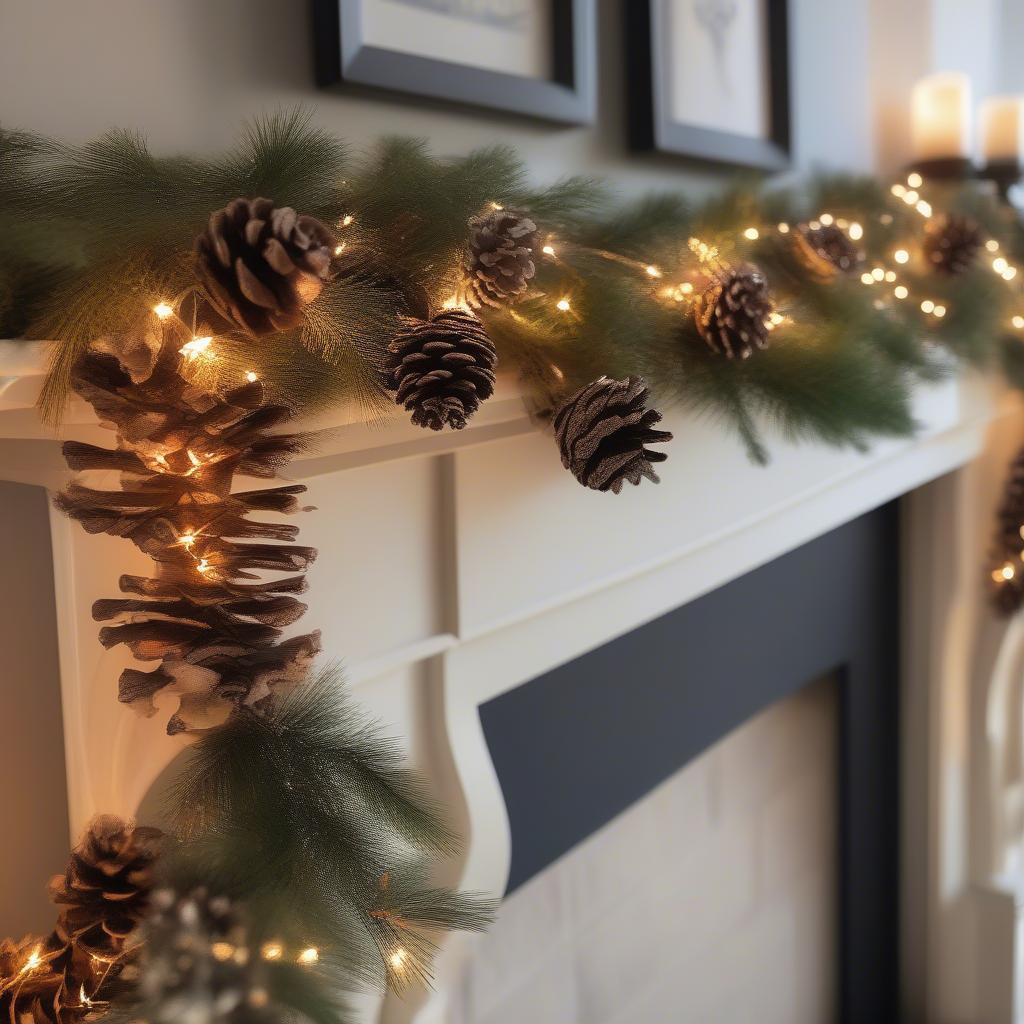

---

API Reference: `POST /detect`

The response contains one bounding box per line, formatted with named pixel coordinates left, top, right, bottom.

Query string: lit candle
left=911, top=72, right=972, bottom=163
left=981, top=96, right=1024, bottom=164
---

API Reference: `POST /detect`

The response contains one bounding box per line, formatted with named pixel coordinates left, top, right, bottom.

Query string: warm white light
left=819, top=213, right=834, bottom=226
left=153, top=301, right=174, bottom=320
left=177, top=532, right=197, bottom=550
left=994, top=257, right=1009, bottom=273
left=211, top=942, right=235, bottom=962
left=884, top=271, right=897, bottom=283
left=880, top=213, right=894, bottom=226
left=996, top=563, right=1016, bottom=582
left=333, top=243, right=346, bottom=256
left=777, top=222, right=790, bottom=234
left=1005, top=267, right=1018, bottom=281
left=196, top=558, right=212, bottom=575
left=848, top=222, right=864, bottom=241
left=894, top=249, right=910, bottom=264
left=871, top=267, right=885, bottom=281
left=180, top=336, right=213, bottom=360
left=920, top=299, right=935, bottom=313
left=489, top=202, right=504, bottom=211
left=556, top=298, right=571, bottom=312
left=1013, top=315, right=1024, bottom=329
left=645, top=265, right=663, bottom=278
left=261, top=942, right=283, bottom=961
left=298, top=947, right=319, bottom=965
left=389, top=949, right=407, bottom=970
left=542, top=245, right=556, bottom=256
left=933, top=304, right=946, bottom=318
left=987, top=239, right=1001, bottom=253
left=79, top=986, right=93, bottom=1009
left=341, top=214, right=354, bottom=227
left=245, top=371, right=258, bottom=383
left=808, top=220, right=821, bottom=231
left=891, top=184, right=907, bottom=198
left=916, top=200, right=933, bottom=217
left=907, top=171, right=924, bottom=188
left=743, top=227, right=760, bottom=240
left=894, top=285, right=909, bottom=299
left=861, top=272, right=875, bottom=285
left=22, top=948, right=42, bottom=973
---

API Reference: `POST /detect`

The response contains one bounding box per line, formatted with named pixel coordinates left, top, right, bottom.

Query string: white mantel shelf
left=0, top=340, right=1014, bottom=1024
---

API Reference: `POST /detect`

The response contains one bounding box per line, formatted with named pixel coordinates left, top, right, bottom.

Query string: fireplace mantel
left=0, top=341, right=1017, bottom=1023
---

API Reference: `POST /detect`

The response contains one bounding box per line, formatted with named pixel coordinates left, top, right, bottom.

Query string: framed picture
left=313, top=0, right=596, bottom=125
left=625, top=0, right=791, bottom=171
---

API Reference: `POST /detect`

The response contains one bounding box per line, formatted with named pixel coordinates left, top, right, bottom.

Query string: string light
left=871, top=267, right=885, bottom=281
left=743, top=227, right=759, bottom=240
left=880, top=213, right=894, bottom=225
left=884, top=270, right=897, bottom=283
left=994, top=257, right=1009, bottom=273
left=389, top=949, right=407, bottom=971
left=920, top=299, right=935, bottom=314
left=848, top=222, right=864, bottom=240
left=179, top=336, right=213, bottom=361
left=995, top=562, right=1016, bottom=583
left=21, top=947, right=42, bottom=973
left=489, top=202, right=503, bottom=211
left=78, top=986, right=93, bottom=1009
left=934, top=304, right=946, bottom=318
left=1013, top=315, right=1024, bottom=329
left=903, top=190, right=920, bottom=205
left=645, top=265, right=662, bottom=278
left=196, top=558, right=213, bottom=575
left=819, top=213, right=834, bottom=226
left=245, top=371, right=258, bottom=383
left=261, top=942, right=283, bottom=961
left=861, top=272, right=875, bottom=285
left=297, top=947, right=319, bottom=965
left=340, top=214, right=354, bottom=227
left=556, top=298, right=571, bottom=312
left=907, top=171, right=924, bottom=188
left=211, top=942, right=235, bottom=962
left=895, top=285, right=909, bottom=299
left=777, top=222, right=790, bottom=234
left=916, top=200, right=932, bottom=217
left=1005, top=267, right=1018, bottom=281
left=987, top=239, right=1001, bottom=253
left=153, top=301, right=174, bottom=320
left=333, top=243, right=346, bottom=256
left=177, top=531, right=197, bottom=550
left=891, top=184, right=907, bottom=198
left=542, top=245, right=556, bottom=256
left=894, top=249, right=910, bottom=264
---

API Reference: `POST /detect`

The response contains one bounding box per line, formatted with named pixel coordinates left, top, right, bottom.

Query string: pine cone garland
left=553, top=376, right=672, bottom=493
left=49, top=816, right=162, bottom=954
left=794, top=223, right=864, bottom=277
left=923, top=213, right=983, bottom=276
left=694, top=264, right=773, bottom=360
left=195, top=197, right=335, bottom=335
left=464, top=207, right=539, bottom=307
left=990, top=443, right=1024, bottom=614
left=384, top=309, right=497, bottom=430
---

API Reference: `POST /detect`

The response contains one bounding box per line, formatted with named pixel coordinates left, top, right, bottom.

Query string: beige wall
left=0, top=482, right=68, bottom=936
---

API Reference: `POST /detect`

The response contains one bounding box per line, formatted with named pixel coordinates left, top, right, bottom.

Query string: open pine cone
left=794, top=223, right=864, bottom=277
left=384, top=309, right=497, bottom=430
left=195, top=197, right=335, bottom=335
left=464, top=207, right=539, bottom=307
left=49, top=816, right=162, bottom=954
left=694, top=264, right=774, bottom=360
left=923, top=213, right=983, bottom=276
left=553, top=376, right=672, bottom=493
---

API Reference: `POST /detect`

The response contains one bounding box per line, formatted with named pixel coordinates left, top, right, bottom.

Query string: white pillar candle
left=911, top=72, right=972, bottom=162
left=980, top=96, right=1024, bottom=164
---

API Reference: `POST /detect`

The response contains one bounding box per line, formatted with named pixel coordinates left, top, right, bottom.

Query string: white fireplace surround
left=1, top=340, right=1023, bottom=1023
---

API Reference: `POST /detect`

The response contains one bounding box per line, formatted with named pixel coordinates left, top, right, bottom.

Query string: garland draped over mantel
left=5, top=109, right=1024, bottom=1021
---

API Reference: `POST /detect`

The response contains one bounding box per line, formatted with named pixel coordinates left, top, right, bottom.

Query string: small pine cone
left=464, top=207, right=539, bottom=307
left=385, top=309, right=497, bottom=430
left=923, top=213, right=983, bottom=276
left=794, top=223, right=864, bottom=277
left=553, top=376, right=672, bottom=494
left=49, top=815, right=163, bottom=954
left=195, top=197, right=335, bottom=335
left=694, top=264, right=773, bottom=360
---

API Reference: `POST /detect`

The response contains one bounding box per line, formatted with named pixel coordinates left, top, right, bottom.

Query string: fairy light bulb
left=907, top=171, right=924, bottom=188
left=556, top=298, right=571, bottom=312
left=297, top=947, right=319, bottom=965
left=920, top=299, right=935, bottom=314
left=79, top=985, right=93, bottom=1008
left=22, top=948, right=42, bottom=973
left=894, top=249, right=910, bottom=264
left=987, top=239, right=1000, bottom=253
left=333, top=243, right=346, bottom=256
left=848, top=222, right=864, bottom=240
left=389, top=948, right=407, bottom=970
left=645, top=265, right=662, bottom=278
left=341, top=214, right=354, bottom=227
left=996, top=563, right=1016, bottom=583
left=245, top=371, right=258, bottom=383
left=871, top=267, right=885, bottom=281
left=994, top=257, right=1009, bottom=273
left=894, top=285, right=909, bottom=299
left=777, top=222, right=790, bottom=234
left=1013, top=315, right=1024, bottom=329
left=211, top=942, right=235, bottom=962
left=153, top=301, right=174, bottom=320
left=261, top=942, right=283, bottom=961
left=196, top=558, right=212, bottom=575
left=542, top=245, right=556, bottom=256
left=178, top=532, right=197, bottom=550
left=743, top=227, right=760, bottom=240
left=180, top=336, right=213, bottom=361
left=860, top=272, right=875, bottom=286
left=933, top=304, right=946, bottom=318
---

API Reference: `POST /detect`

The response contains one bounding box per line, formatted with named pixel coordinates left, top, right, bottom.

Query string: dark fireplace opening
left=479, top=504, right=899, bottom=1023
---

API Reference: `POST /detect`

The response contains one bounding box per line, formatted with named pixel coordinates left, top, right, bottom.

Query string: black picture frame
left=312, top=0, right=596, bottom=125
left=625, top=0, right=791, bottom=171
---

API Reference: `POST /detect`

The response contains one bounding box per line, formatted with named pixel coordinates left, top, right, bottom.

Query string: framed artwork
left=625, top=0, right=791, bottom=171
left=313, top=0, right=596, bottom=125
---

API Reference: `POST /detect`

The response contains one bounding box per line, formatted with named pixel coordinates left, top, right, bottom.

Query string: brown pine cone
left=384, top=309, right=497, bottom=430
left=553, top=376, right=672, bottom=494
left=923, top=213, right=983, bottom=276
left=195, top=197, right=335, bottom=335
left=694, top=264, right=774, bottom=360
left=464, top=207, right=539, bottom=307
left=794, top=223, right=864, bottom=277
left=49, top=816, right=162, bottom=954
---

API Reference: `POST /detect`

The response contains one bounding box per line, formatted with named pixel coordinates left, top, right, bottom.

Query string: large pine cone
left=794, top=223, right=864, bottom=277
left=694, top=264, right=774, bottom=360
left=195, top=197, right=335, bottom=335
left=384, top=309, right=497, bottom=430
left=464, top=207, right=539, bottom=307
left=49, top=816, right=162, bottom=954
left=923, top=213, right=983, bottom=276
left=553, top=376, right=672, bottom=494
